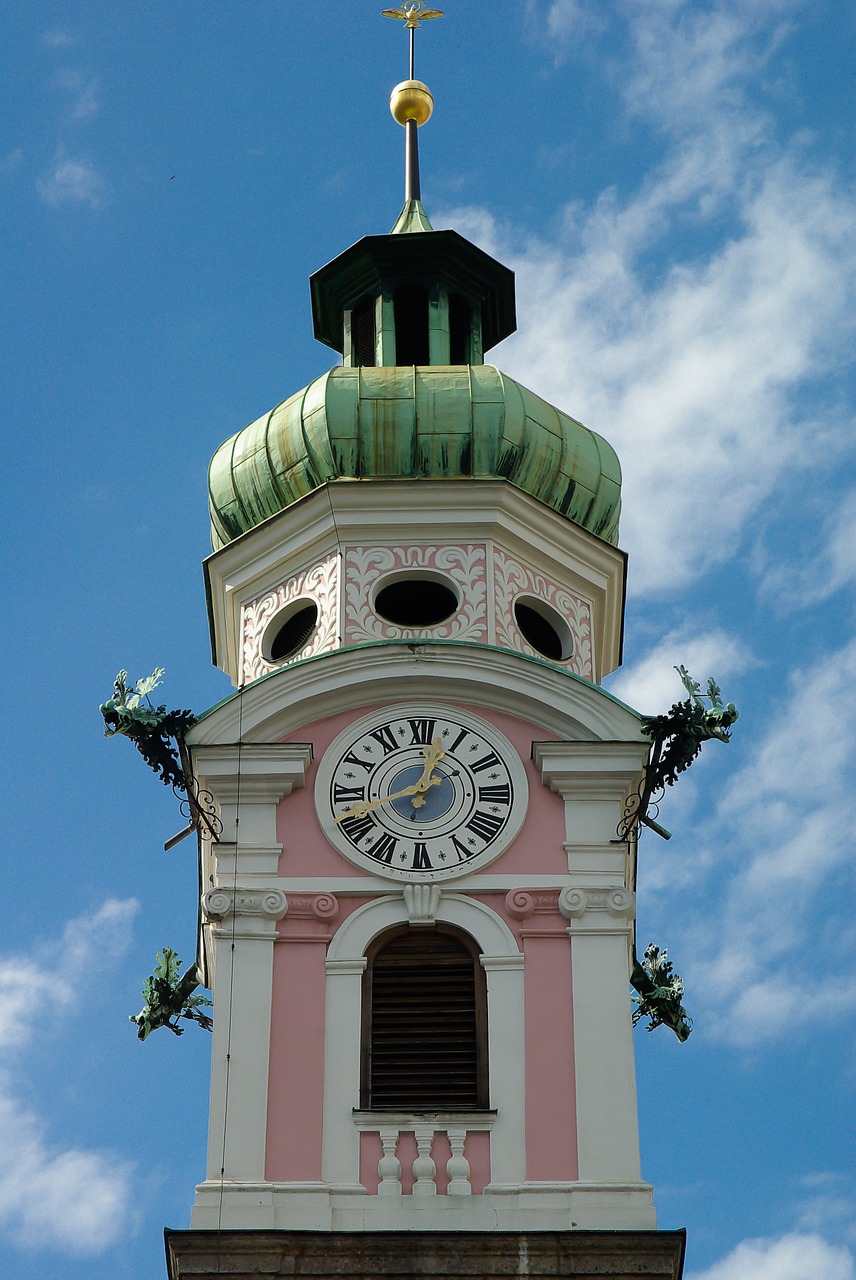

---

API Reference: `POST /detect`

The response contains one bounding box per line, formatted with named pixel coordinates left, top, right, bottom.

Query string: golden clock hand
left=415, top=739, right=445, bottom=785
left=333, top=779, right=440, bottom=823
left=410, top=740, right=446, bottom=808
left=335, top=741, right=446, bottom=822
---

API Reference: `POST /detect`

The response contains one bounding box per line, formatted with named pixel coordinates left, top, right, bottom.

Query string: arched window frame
left=321, top=894, right=525, bottom=1190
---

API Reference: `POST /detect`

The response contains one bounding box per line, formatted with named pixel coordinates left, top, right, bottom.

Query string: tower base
left=165, top=1228, right=686, bottom=1280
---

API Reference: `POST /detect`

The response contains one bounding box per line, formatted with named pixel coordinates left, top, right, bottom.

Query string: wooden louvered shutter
left=362, top=927, right=488, bottom=1111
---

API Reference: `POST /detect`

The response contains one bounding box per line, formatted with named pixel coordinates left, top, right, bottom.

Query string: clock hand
left=410, top=740, right=446, bottom=807
left=333, top=778, right=441, bottom=823
left=335, top=741, right=447, bottom=822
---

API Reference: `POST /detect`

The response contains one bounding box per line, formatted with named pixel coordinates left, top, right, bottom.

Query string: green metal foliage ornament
left=100, top=669, right=218, bottom=1038
left=620, top=665, right=740, bottom=843
left=630, top=944, right=692, bottom=1042
left=130, top=948, right=212, bottom=1041
left=619, top=667, right=739, bottom=1041
left=642, top=666, right=739, bottom=792
left=100, top=668, right=197, bottom=790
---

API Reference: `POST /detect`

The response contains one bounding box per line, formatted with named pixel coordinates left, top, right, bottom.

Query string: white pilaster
left=201, top=887, right=289, bottom=1182
left=536, top=740, right=651, bottom=1194
left=481, top=953, right=526, bottom=1187
left=193, top=743, right=311, bottom=1189
left=321, top=957, right=368, bottom=1191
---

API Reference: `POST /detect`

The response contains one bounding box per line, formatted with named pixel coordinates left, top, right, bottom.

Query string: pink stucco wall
left=275, top=702, right=567, bottom=880
left=266, top=700, right=579, bottom=1188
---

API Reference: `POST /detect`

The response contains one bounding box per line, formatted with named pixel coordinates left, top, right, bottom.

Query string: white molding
left=533, top=740, right=647, bottom=797
left=271, top=874, right=581, bottom=893
left=190, top=1179, right=657, bottom=1231
left=403, top=884, right=442, bottom=925
left=187, top=646, right=643, bottom=748
left=203, top=478, right=626, bottom=687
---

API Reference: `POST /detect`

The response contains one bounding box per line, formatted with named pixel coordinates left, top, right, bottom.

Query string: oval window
left=262, top=600, right=319, bottom=664
left=514, top=597, right=573, bottom=662
left=374, top=575, right=459, bottom=628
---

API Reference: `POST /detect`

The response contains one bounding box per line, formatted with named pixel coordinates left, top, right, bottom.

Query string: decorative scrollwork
left=164, top=741, right=222, bottom=850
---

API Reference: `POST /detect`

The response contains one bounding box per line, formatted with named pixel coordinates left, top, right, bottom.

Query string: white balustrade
left=368, top=1122, right=474, bottom=1198
left=377, top=1127, right=403, bottom=1196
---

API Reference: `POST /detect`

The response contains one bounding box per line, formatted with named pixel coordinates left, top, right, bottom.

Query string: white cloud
left=37, top=152, right=104, bottom=208
left=529, top=0, right=599, bottom=46
left=56, top=68, right=101, bottom=122
left=674, top=637, right=856, bottom=1044
left=0, top=900, right=138, bottom=1254
left=687, top=1232, right=855, bottom=1280
left=0, top=1085, right=133, bottom=1255
left=794, top=1173, right=856, bottom=1242
left=449, top=2, right=856, bottom=599
left=42, top=28, right=78, bottom=49
left=607, top=626, right=750, bottom=712
left=761, top=486, right=856, bottom=609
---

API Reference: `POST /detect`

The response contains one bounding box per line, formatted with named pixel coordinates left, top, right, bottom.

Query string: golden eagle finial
left=382, top=4, right=445, bottom=29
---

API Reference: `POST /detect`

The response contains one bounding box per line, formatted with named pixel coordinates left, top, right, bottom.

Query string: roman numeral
left=412, top=842, right=432, bottom=870
left=466, top=809, right=505, bottom=841
left=471, top=751, right=501, bottom=773
left=366, top=833, right=398, bottom=864
left=451, top=835, right=477, bottom=863
left=338, top=812, right=376, bottom=844
left=448, top=727, right=469, bottom=752
left=340, top=750, right=375, bottom=775
left=370, top=724, right=399, bottom=755
left=408, top=718, right=436, bottom=745
left=334, top=783, right=366, bottom=805
left=478, top=783, right=510, bottom=805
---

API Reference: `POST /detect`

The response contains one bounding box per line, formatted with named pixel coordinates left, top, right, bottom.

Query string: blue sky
left=1, top=2, right=854, bottom=1277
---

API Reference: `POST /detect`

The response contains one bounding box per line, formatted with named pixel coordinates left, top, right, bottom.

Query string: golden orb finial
left=390, top=79, right=434, bottom=127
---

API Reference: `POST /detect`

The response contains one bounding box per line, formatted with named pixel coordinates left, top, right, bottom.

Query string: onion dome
left=207, top=45, right=621, bottom=554
left=208, top=364, right=620, bottom=551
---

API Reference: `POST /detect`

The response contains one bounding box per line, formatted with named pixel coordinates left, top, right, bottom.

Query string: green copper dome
left=208, top=364, right=621, bottom=551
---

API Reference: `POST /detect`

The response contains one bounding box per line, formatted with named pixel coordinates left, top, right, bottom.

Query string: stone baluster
left=445, top=1127, right=472, bottom=1196
left=412, top=1126, right=437, bottom=1197
left=377, top=1128, right=403, bottom=1197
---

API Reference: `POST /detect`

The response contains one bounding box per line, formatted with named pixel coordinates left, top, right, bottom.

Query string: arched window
left=361, top=925, right=488, bottom=1111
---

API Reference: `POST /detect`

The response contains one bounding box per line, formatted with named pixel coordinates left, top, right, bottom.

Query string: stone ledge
left=165, top=1228, right=686, bottom=1279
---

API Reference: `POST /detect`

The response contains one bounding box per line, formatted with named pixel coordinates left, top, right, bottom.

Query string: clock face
left=315, top=705, right=528, bottom=881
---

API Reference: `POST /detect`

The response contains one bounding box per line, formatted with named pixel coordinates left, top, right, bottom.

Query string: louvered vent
left=352, top=295, right=376, bottom=368
left=363, top=928, right=487, bottom=1110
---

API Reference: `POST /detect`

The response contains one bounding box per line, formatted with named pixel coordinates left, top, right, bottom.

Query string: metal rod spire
left=405, top=119, right=420, bottom=201
left=384, top=4, right=443, bottom=220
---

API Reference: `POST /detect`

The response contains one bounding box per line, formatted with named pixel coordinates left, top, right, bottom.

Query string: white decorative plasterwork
left=403, top=884, right=442, bottom=925
left=241, top=554, right=339, bottom=683
left=504, top=888, right=561, bottom=919
left=284, top=893, right=340, bottom=922
left=558, top=886, right=635, bottom=921
left=202, top=887, right=289, bottom=922
left=343, top=545, right=488, bottom=643
left=493, top=547, right=594, bottom=679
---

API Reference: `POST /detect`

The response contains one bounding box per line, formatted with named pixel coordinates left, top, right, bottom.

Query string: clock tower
left=165, top=16, right=685, bottom=1280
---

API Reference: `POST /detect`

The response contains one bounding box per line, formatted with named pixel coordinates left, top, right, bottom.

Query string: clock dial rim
left=314, top=703, right=529, bottom=882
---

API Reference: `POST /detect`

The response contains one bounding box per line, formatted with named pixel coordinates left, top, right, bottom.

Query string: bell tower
left=165, top=10, right=685, bottom=1279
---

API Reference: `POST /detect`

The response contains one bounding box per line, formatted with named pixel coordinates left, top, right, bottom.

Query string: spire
left=383, top=4, right=444, bottom=233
